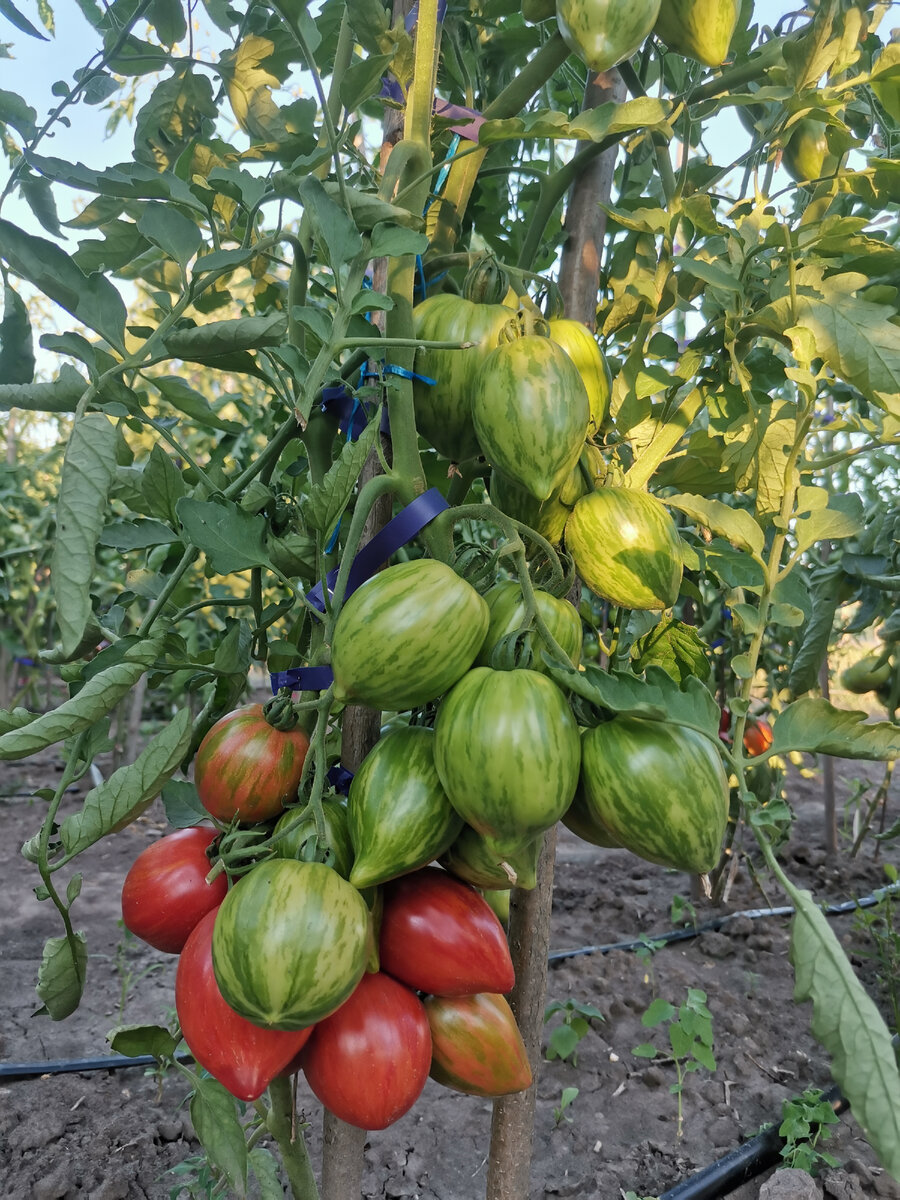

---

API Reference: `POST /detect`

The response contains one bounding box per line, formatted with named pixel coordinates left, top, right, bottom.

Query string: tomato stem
left=267, top=1075, right=321, bottom=1199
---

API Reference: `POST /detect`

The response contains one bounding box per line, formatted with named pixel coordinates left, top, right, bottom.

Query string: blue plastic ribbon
left=327, top=764, right=355, bottom=796
left=270, top=666, right=335, bottom=694
left=383, top=363, right=436, bottom=385
left=306, top=487, right=450, bottom=614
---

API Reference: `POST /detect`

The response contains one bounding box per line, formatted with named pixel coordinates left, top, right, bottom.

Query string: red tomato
left=176, top=909, right=313, bottom=1101
left=379, top=867, right=515, bottom=997
left=301, top=972, right=432, bottom=1130
left=194, top=703, right=310, bottom=823
left=425, top=992, right=532, bottom=1097
left=743, top=719, right=774, bottom=758
left=718, top=708, right=732, bottom=742
left=121, top=826, right=226, bottom=953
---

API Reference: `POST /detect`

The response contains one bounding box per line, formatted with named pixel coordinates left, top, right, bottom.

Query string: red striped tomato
left=194, top=704, right=310, bottom=823
left=426, top=992, right=532, bottom=1097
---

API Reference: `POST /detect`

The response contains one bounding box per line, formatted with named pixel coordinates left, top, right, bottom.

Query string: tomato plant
left=121, top=827, right=227, bottom=954
left=301, top=972, right=432, bottom=1130
left=194, top=704, right=311, bottom=824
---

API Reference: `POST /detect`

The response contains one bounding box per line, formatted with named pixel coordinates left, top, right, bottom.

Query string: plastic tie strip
left=269, top=488, right=450, bottom=693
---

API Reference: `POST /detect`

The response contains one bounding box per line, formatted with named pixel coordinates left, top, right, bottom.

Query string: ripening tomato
left=176, top=909, right=313, bottom=1101
left=379, top=867, right=515, bottom=997
left=194, top=703, right=310, bottom=823
left=742, top=718, right=774, bottom=758
left=121, top=826, right=226, bottom=954
left=426, top=992, right=532, bottom=1097
left=301, top=972, right=432, bottom=1130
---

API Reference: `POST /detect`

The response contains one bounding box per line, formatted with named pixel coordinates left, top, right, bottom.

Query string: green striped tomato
left=440, top=824, right=541, bottom=891
left=412, top=294, right=515, bottom=461
left=556, top=0, right=661, bottom=72
left=653, top=0, right=740, bottom=66
left=475, top=581, right=582, bottom=675
left=473, top=335, right=590, bottom=501
left=347, top=726, right=463, bottom=889
left=211, top=860, right=371, bottom=1030
left=194, top=704, right=310, bottom=824
left=781, top=119, right=840, bottom=183
left=549, top=318, right=611, bottom=437
left=565, top=488, right=683, bottom=610
left=580, top=718, right=728, bottom=873
left=433, top=667, right=581, bottom=855
left=331, top=559, right=490, bottom=712
left=272, top=798, right=354, bottom=880
left=426, top=992, right=532, bottom=1097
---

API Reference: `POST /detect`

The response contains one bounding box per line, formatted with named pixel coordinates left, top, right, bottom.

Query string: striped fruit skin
left=563, top=776, right=622, bottom=849
left=176, top=909, right=313, bottom=1102
left=580, top=718, right=729, bottom=873
left=653, top=0, right=740, bottom=66
left=348, top=726, right=463, bottom=889
left=555, top=0, right=661, bottom=72
left=273, top=798, right=354, bottom=880
left=379, top=867, right=515, bottom=997
left=475, top=581, right=583, bottom=676
left=211, top=860, right=371, bottom=1030
left=413, top=295, right=516, bottom=461
left=301, top=972, right=432, bottom=1131
left=473, top=335, right=590, bottom=501
left=426, top=992, right=532, bottom=1097
left=490, top=469, right=571, bottom=546
left=566, top=488, right=683, bottom=610
left=549, top=318, right=611, bottom=437
left=194, top=704, right=310, bottom=824
left=781, top=119, right=840, bottom=183
left=433, top=667, right=581, bottom=855
left=331, top=559, right=490, bottom=712
left=440, top=824, right=542, bottom=891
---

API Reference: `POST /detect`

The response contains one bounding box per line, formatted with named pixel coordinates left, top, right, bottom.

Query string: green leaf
left=160, top=778, right=208, bottom=828
left=772, top=699, right=900, bottom=761
left=137, top=202, right=202, bottom=268
left=146, top=0, right=186, bottom=46
left=699, top=539, right=766, bottom=592
left=109, top=1023, right=179, bottom=1060
left=673, top=255, right=741, bottom=293
left=665, top=494, right=765, bottom=558
left=52, top=414, right=118, bottom=657
left=0, top=87, right=36, bottom=139
left=218, top=35, right=316, bottom=157
left=641, top=998, right=677, bottom=1027
left=35, top=933, right=87, bottom=1020
left=791, top=502, right=865, bottom=560
left=0, top=636, right=164, bottom=761
left=368, top=221, right=430, bottom=259
left=0, top=706, right=38, bottom=735
left=0, top=370, right=87, bottom=413
left=478, top=98, right=671, bottom=146
left=73, top=219, right=150, bottom=273
left=632, top=1043, right=658, bottom=1058
left=788, top=884, right=900, bottom=1179
left=340, top=51, right=394, bottom=111
left=141, top=444, right=186, bottom=524
left=631, top=615, right=710, bottom=685
left=60, top=709, right=193, bottom=855
left=297, top=175, right=363, bottom=271
left=249, top=1147, right=284, bottom=1200
left=190, top=1076, right=248, bottom=1197
left=788, top=569, right=843, bottom=698
left=152, top=374, right=243, bottom=433
left=547, top=1023, right=580, bottom=1061
left=133, top=66, right=218, bottom=170
left=176, top=495, right=269, bottom=574
left=0, top=283, right=35, bottom=385
left=0, top=217, right=126, bottom=350
left=0, top=0, right=49, bottom=39
left=547, top=661, right=720, bottom=740
left=161, top=313, right=286, bottom=360
left=98, top=517, right=179, bottom=550
left=304, top=410, right=380, bottom=538
left=19, top=171, right=62, bottom=237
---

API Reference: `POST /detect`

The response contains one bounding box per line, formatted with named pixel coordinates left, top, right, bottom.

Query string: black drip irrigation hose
left=0, top=1051, right=195, bottom=1082
left=657, top=1086, right=849, bottom=1200
left=548, top=882, right=900, bottom=965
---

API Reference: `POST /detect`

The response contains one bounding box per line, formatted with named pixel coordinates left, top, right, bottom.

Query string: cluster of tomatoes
left=119, top=700, right=532, bottom=1127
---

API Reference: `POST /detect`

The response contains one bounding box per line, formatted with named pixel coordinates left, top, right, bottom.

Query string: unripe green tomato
left=781, top=119, right=840, bottom=183
left=556, top=0, right=661, bottom=73
left=548, top=319, right=611, bottom=437
left=476, top=581, right=583, bottom=675
left=653, top=0, right=740, bottom=67
left=841, top=653, right=892, bottom=695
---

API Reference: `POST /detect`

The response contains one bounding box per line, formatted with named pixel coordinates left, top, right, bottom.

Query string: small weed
left=851, top=864, right=900, bottom=1034
left=634, top=933, right=666, bottom=991
left=670, top=894, right=698, bottom=929
left=544, top=998, right=604, bottom=1065
left=632, top=988, right=716, bottom=1138
left=552, top=1086, right=579, bottom=1126
left=777, top=1088, right=841, bottom=1174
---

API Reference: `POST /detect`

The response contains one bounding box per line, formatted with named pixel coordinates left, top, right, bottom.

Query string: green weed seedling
left=632, top=988, right=716, bottom=1137
left=670, top=894, right=698, bottom=930
left=634, top=933, right=666, bottom=991
left=544, top=998, right=604, bottom=1065
left=552, top=1086, right=579, bottom=1127
left=777, top=1088, right=841, bottom=1174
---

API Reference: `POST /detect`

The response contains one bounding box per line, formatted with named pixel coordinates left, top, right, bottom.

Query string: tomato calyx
left=213, top=820, right=278, bottom=880
left=263, top=689, right=300, bottom=732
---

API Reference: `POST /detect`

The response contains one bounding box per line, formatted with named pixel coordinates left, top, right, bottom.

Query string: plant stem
left=267, top=1076, right=320, bottom=1200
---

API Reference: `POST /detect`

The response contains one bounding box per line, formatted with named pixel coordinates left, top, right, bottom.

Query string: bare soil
left=2, top=722, right=900, bottom=1200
